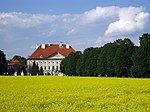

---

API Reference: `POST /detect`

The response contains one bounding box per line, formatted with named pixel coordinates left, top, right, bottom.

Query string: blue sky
left=0, top=0, right=150, bottom=59
left=0, top=0, right=150, bottom=14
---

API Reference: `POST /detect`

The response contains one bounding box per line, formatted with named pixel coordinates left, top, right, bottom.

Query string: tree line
left=0, top=55, right=27, bottom=75
left=60, top=33, right=150, bottom=78
left=0, top=33, right=149, bottom=77
left=0, top=53, right=44, bottom=75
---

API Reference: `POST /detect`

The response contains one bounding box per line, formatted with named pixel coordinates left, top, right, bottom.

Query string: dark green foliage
left=39, top=66, right=44, bottom=75
left=22, top=67, right=27, bottom=75
left=76, top=48, right=95, bottom=76
left=31, top=61, right=38, bottom=75
left=96, top=47, right=106, bottom=76
left=8, top=55, right=27, bottom=75
left=36, top=64, right=39, bottom=75
left=113, top=39, right=135, bottom=77
left=12, top=55, right=27, bottom=75
left=60, top=58, right=67, bottom=74
left=0, top=50, right=7, bottom=75
left=8, top=66, right=15, bottom=75
left=60, top=52, right=80, bottom=76
left=83, top=48, right=99, bottom=76
left=12, top=55, right=27, bottom=66
left=16, top=64, right=21, bottom=75
left=97, top=43, right=117, bottom=77
left=131, top=33, right=150, bottom=78
left=60, top=33, right=150, bottom=78
left=76, top=55, right=83, bottom=75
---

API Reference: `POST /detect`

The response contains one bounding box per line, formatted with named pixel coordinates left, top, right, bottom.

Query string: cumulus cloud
left=0, top=6, right=149, bottom=37
left=82, top=6, right=118, bottom=24
left=0, top=12, right=58, bottom=29
left=105, top=7, right=149, bottom=36
left=0, top=6, right=149, bottom=59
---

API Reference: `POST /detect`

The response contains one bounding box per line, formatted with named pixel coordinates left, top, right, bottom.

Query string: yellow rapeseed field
left=0, top=76, right=150, bottom=112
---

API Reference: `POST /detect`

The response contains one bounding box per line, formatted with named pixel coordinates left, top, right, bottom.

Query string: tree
left=12, top=55, right=27, bottom=66
left=39, top=66, right=44, bottom=75
left=0, top=50, right=7, bottom=75
left=96, top=47, right=107, bottom=76
left=78, top=48, right=95, bottom=76
left=8, top=55, right=27, bottom=75
left=131, top=33, right=150, bottom=78
left=76, top=55, right=83, bottom=75
left=113, top=39, right=135, bottom=77
left=105, top=43, right=118, bottom=77
left=22, top=66, right=27, bottom=75
left=36, top=64, right=39, bottom=75
left=31, top=61, right=37, bottom=75
left=97, top=43, right=117, bottom=77
left=60, top=52, right=80, bottom=76
left=60, top=57, right=67, bottom=74
left=26, top=64, right=32, bottom=75
left=84, top=48, right=99, bottom=76
left=8, top=66, right=15, bottom=75
left=16, top=64, right=21, bottom=75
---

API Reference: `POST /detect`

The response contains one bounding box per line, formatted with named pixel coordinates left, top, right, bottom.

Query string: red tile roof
left=8, top=59, right=21, bottom=66
left=28, top=44, right=76, bottom=59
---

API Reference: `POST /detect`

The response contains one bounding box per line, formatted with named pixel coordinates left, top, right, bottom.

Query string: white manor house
left=27, top=43, right=75, bottom=76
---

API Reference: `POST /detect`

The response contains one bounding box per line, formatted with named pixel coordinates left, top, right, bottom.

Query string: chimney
left=48, top=43, right=51, bottom=46
left=66, top=44, right=70, bottom=49
left=41, top=44, right=45, bottom=49
left=36, top=44, right=39, bottom=49
left=59, top=42, right=63, bottom=47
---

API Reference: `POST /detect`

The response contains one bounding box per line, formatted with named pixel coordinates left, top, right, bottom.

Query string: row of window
left=41, top=66, right=59, bottom=71
left=28, top=60, right=60, bottom=65
left=39, top=61, right=59, bottom=64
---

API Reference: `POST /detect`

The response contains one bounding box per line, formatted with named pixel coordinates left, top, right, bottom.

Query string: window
left=44, top=66, right=46, bottom=70
left=40, top=55, right=43, bottom=58
left=56, top=66, right=58, bottom=71
left=52, top=66, right=54, bottom=70
left=49, top=66, right=50, bottom=70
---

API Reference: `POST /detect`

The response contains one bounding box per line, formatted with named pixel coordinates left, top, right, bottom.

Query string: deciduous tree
left=39, top=66, right=44, bottom=75
left=131, top=33, right=150, bottom=78
left=60, top=52, right=80, bottom=76
left=0, top=50, right=7, bottom=75
left=31, top=61, right=37, bottom=75
left=113, top=39, right=135, bottom=77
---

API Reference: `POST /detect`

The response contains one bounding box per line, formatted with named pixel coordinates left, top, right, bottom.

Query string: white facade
left=27, top=52, right=65, bottom=76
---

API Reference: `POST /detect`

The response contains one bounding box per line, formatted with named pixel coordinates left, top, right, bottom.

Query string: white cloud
left=105, top=7, right=149, bottom=36
left=0, top=6, right=149, bottom=59
left=0, top=12, right=57, bottom=29
left=0, top=6, right=148, bottom=36
left=82, top=6, right=118, bottom=24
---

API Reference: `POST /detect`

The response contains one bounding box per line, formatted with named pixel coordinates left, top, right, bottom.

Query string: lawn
left=0, top=76, right=150, bottom=112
